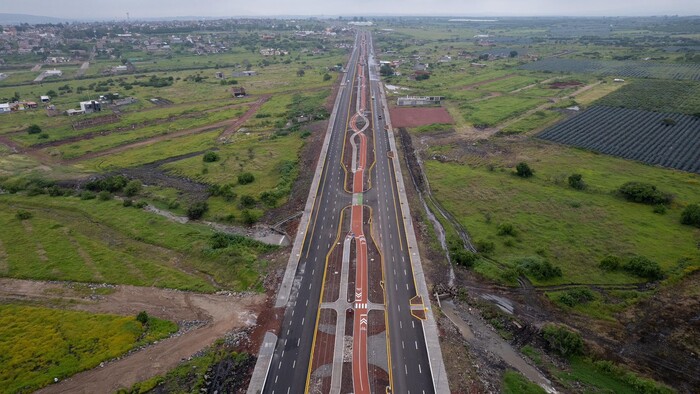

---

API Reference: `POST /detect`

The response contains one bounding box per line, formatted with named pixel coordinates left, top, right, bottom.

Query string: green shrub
left=475, top=239, right=495, bottom=254
left=15, top=210, right=33, bottom=220
left=515, top=162, right=533, bottom=178
left=541, top=324, right=584, bottom=356
left=680, top=204, right=700, bottom=227
left=134, top=201, right=148, bottom=209
left=517, top=256, right=562, bottom=280
left=497, top=223, right=516, bottom=236
left=27, top=124, right=42, bottom=134
left=451, top=249, right=478, bottom=267
left=241, top=209, right=258, bottom=226
left=558, top=288, right=595, bottom=307
left=86, top=175, right=128, bottom=193
left=239, top=195, right=256, bottom=208
left=652, top=204, right=667, bottom=214
left=136, top=311, right=149, bottom=325
left=202, top=151, right=220, bottom=163
left=238, top=172, right=255, bottom=185
left=623, top=256, right=663, bottom=280
left=124, top=180, right=142, bottom=197
left=568, top=173, right=587, bottom=190
left=123, top=199, right=133, bottom=207
left=186, top=202, right=209, bottom=220
left=80, top=191, right=96, bottom=200
left=599, top=255, right=621, bottom=271
left=97, top=191, right=112, bottom=201
left=617, top=182, right=673, bottom=205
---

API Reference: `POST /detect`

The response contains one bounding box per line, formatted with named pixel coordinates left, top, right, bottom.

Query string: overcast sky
left=3, top=0, right=699, bottom=20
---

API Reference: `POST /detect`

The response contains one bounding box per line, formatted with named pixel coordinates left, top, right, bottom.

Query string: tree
left=451, top=249, right=477, bottom=267
left=618, top=182, right=673, bottom=205
left=515, top=162, right=533, bottom=178
left=124, top=180, right=141, bottom=197
left=296, top=68, right=305, bottom=77
left=27, top=124, right=42, bottom=135
left=46, top=90, right=57, bottom=98
left=568, top=173, right=586, bottom=190
left=509, top=50, right=519, bottom=58
left=323, top=73, right=332, bottom=81
left=240, top=195, right=256, bottom=208
left=186, top=201, right=209, bottom=220
left=680, top=204, right=700, bottom=227
left=379, top=64, right=394, bottom=76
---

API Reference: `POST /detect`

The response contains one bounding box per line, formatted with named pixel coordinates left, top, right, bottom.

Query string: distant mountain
left=0, top=13, right=68, bottom=25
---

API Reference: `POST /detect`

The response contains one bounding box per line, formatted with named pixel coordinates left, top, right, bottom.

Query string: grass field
left=0, top=194, right=271, bottom=291
left=0, top=304, right=177, bottom=394
left=424, top=140, right=700, bottom=286
left=500, top=110, right=563, bottom=135
left=502, top=370, right=546, bottom=394
left=461, top=96, right=548, bottom=127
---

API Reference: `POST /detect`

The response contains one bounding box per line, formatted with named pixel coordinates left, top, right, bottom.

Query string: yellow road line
left=305, top=206, right=349, bottom=392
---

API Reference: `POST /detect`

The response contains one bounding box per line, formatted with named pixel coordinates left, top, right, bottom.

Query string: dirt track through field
left=0, top=278, right=265, bottom=394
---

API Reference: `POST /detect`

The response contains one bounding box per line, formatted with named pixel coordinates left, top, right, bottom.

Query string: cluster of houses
left=0, top=96, right=51, bottom=115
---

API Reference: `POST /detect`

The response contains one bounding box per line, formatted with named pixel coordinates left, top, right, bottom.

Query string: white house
left=0, top=103, right=10, bottom=114
left=79, top=100, right=101, bottom=114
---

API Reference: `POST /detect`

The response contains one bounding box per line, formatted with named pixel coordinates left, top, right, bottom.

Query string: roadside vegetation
left=0, top=305, right=176, bottom=393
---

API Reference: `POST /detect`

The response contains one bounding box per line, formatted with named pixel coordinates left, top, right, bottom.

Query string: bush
left=617, top=182, right=673, bottom=205
left=475, top=239, right=495, bottom=254
left=136, top=311, right=149, bottom=325
left=27, top=124, right=42, bottom=134
left=517, top=256, right=562, bottom=280
left=623, top=256, right=663, bottom=280
left=541, top=324, right=584, bottom=356
left=47, top=185, right=67, bottom=197
left=86, top=175, right=128, bottom=193
left=202, top=151, right=220, bottom=163
left=240, top=195, right=256, bottom=208
left=97, top=191, right=112, bottom=201
left=599, top=255, right=621, bottom=271
left=209, top=184, right=236, bottom=202
left=134, top=201, right=148, bottom=209
left=497, top=223, right=516, bottom=236
left=238, top=172, right=255, bottom=185
left=558, top=288, right=595, bottom=307
left=680, top=204, right=700, bottom=227
left=124, top=180, right=142, bottom=197
left=652, top=204, right=667, bottom=215
left=186, top=202, right=209, bottom=220
left=241, top=209, right=258, bottom=226
left=568, top=173, right=587, bottom=190
left=451, top=249, right=478, bottom=267
left=15, top=210, right=33, bottom=220
left=515, top=162, right=533, bottom=178
left=80, top=191, right=96, bottom=200
left=123, top=199, right=133, bottom=207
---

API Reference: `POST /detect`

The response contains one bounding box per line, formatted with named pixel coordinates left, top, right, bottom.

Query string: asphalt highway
left=263, top=31, right=436, bottom=394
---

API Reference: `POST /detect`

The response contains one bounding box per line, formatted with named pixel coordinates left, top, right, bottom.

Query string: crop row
left=538, top=106, right=700, bottom=174
left=594, top=80, right=700, bottom=115
left=521, top=58, right=700, bottom=81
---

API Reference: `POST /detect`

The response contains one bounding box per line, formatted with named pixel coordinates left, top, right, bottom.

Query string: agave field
left=521, top=58, right=700, bottom=81
left=594, top=80, right=700, bottom=115
left=538, top=106, right=700, bottom=174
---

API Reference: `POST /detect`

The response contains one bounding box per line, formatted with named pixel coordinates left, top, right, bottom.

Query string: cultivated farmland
left=521, top=58, right=700, bottom=81
left=594, top=80, right=700, bottom=115
left=538, top=106, right=700, bottom=173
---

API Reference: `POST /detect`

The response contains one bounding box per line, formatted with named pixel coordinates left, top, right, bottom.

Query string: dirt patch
left=389, top=107, right=454, bottom=128
left=0, top=278, right=265, bottom=394
left=548, top=80, right=584, bottom=89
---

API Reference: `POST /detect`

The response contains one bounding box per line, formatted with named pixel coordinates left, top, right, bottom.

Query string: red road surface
left=351, top=36, right=371, bottom=394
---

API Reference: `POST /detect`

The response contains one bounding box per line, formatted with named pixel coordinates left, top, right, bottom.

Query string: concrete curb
left=246, top=332, right=278, bottom=394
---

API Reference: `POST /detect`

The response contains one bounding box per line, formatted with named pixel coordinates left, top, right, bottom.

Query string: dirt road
left=0, top=278, right=265, bottom=393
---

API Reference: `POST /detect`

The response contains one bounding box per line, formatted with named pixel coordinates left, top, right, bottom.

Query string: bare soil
left=389, top=107, right=454, bottom=128
left=0, top=278, right=265, bottom=394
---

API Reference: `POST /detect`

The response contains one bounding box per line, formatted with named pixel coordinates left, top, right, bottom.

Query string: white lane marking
left=402, top=341, right=405, bottom=349
left=306, top=300, right=309, bottom=306
left=297, top=338, right=301, bottom=346
left=293, top=360, right=296, bottom=368
left=275, top=375, right=279, bottom=383
left=292, top=310, right=295, bottom=316
left=278, top=361, right=282, bottom=369
left=415, top=341, right=418, bottom=349
left=412, top=321, right=415, bottom=328
left=302, top=317, right=305, bottom=325
left=405, top=364, right=408, bottom=375
left=419, top=364, right=422, bottom=374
